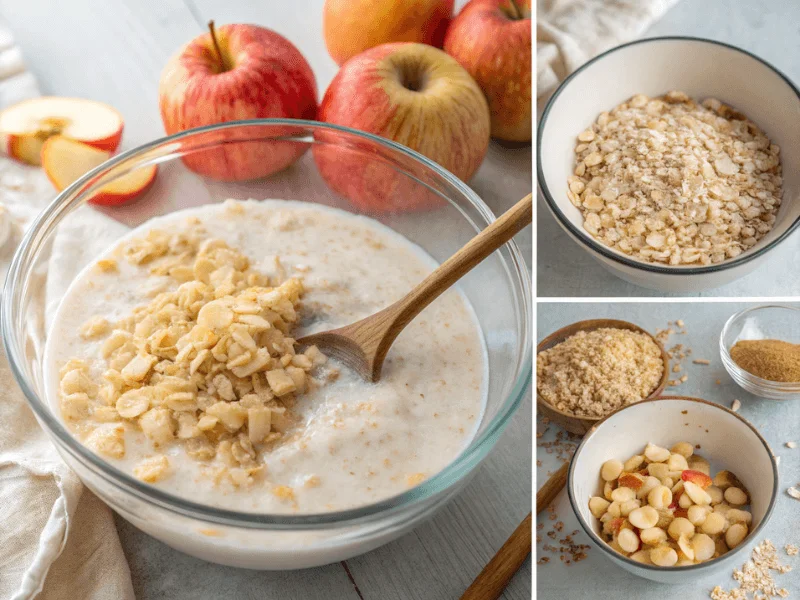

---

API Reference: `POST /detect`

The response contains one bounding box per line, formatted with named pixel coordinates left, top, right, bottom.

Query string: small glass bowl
left=720, top=304, right=800, bottom=400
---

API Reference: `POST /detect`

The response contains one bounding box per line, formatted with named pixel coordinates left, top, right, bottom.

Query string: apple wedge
left=0, top=97, right=123, bottom=165
left=42, top=136, right=156, bottom=206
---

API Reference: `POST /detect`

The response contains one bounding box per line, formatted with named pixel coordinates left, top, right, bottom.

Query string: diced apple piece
left=618, top=472, right=644, bottom=490
left=682, top=469, right=713, bottom=489
left=0, top=96, right=123, bottom=165
left=41, top=136, right=156, bottom=206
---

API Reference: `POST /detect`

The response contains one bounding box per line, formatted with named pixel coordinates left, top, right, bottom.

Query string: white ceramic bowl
left=568, top=396, right=779, bottom=584
left=538, top=37, right=800, bottom=292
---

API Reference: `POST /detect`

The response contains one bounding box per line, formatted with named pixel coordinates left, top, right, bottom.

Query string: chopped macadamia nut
left=590, top=441, right=754, bottom=567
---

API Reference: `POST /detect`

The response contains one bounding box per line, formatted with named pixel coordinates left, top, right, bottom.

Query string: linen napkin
left=0, top=23, right=134, bottom=600
left=537, top=0, right=681, bottom=104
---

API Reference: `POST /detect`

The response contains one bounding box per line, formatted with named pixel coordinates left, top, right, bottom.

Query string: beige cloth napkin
left=0, top=23, right=134, bottom=600
left=537, top=0, right=680, bottom=104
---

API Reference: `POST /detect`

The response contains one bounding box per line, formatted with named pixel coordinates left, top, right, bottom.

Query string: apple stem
left=507, top=0, right=522, bottom=19
left=207, top=20, right=229, bottom=72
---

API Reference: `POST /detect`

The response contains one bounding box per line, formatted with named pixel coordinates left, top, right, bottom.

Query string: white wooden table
left=0, top=1, right=532, bottom=598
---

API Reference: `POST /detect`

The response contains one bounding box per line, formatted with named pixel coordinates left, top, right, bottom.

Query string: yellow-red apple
left=323, top=0, right=453, bottom=66
left=42, top=136, right=157, bottom=206
left=316, top=42, right=490, bottom=212
left=444, top=0, right=531, bottom=142
left=0, top=96, right=123, bottom=165
left=159, top=22, right=317, bottom=181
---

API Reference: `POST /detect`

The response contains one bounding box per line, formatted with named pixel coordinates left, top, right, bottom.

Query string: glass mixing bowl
left=1, top=120, right=531, bottom=569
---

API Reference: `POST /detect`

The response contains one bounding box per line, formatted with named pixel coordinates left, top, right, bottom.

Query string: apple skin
left=323, top=0, right=453, bottom=66
left=0, top=96, right=124, bottom=165
left=41, top=136, right=157, bottom=206
left=159, top=24, right=317, bottom=181
left=315, top=42, right=490, bottom=212
left=444, top=0, right=531, bottom=142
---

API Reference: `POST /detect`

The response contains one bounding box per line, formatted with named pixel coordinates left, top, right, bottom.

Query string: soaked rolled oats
left=569, top=91, right=782, bottom=266
left=58, top=218, right=329, bottom=489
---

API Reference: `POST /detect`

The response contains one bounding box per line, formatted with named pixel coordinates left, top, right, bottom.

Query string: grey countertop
left=537, top=0, right=800, bottom=298
left=536, top=302, right=800, bottom=598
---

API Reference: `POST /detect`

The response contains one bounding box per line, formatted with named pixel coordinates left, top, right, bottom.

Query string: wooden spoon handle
left=460, top=512, right=532, bottom=600
left=392, top=193, right=532, bottom=332
left=536, top=462, right=568, bottom=515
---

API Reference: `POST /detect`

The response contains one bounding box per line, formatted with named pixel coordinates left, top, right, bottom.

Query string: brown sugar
left=730, top=339, right=800, bottom=383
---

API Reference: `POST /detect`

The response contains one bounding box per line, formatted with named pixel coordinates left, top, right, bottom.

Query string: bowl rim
left=537, top=35, right=800, bottom=276
left=536, top=318, right=670, bottom=431
left=567, top=395, right=780, bottom=573
left=1, top=118, right=533, bottom=529
left=719, top=304, right=800, bottom=392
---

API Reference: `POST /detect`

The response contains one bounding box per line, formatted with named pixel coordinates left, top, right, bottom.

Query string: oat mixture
left=45, top=200, right=486, bottom=513
left=569, top=91, right=782, bottom=266
left=537, top=327, right=663, bottom=417
left=58, top=224, right=327, bottom=489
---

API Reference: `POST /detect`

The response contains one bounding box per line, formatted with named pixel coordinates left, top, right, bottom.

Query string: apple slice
left=0, top=97, right=123, bottom=165
left=42, top=136, right=156, bottom=206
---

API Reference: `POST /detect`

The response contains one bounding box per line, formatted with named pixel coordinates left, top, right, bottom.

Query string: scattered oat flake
left=786, top=544, right=799, bottom=556
left=694, top=359, right=711, bottom=365
left=710, top=539, right=792, bottom=600
left=731, top=399, right=742, bottom=412
left=787, top=486, right=800, bottom=500
left=785, top=441, right=797, bottom=449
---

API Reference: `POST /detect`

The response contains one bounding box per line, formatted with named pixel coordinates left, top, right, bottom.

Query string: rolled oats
left=537, top=327, right=663, bottom=418
left=58, top=223, right=328, bottom=487
left=570, top=92, right=782, bottom=265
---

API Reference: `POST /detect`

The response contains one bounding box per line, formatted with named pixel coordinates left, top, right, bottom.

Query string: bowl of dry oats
left=537, top=319, right=669, bottom=434
left=538, top=37, right=800, bottom=292
left=568, top=396, right=779, bottom=583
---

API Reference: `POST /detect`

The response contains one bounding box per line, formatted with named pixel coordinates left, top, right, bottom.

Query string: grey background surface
left=0, top=0, right=532, bottom=598
left=536, top=302, right=800, bottom=599
left=538, top=0, right=800, bottom=297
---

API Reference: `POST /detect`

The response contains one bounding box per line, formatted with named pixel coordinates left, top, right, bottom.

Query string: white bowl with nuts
left=538, top=37, right=800, bottom=292
left=568, top=396, right=778, bottom=583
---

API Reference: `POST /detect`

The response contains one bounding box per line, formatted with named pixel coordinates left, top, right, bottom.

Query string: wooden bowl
left=537, top=319, right=670, bottom=435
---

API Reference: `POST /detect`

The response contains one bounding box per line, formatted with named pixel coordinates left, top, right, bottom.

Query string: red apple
left=0, top=96, right=123, bottom=165
left=42, top=136, right=157, bottom=206
left=323, top=0, right=453, bottom=66
left=444, top=0, right=531, bottom=142
left=159, top=22, right=317, bottom=181
left=316, top=42, right=490, bottom=212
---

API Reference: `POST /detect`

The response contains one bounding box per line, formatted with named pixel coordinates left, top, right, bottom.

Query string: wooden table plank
left=0, top=1, right=532, bottom=597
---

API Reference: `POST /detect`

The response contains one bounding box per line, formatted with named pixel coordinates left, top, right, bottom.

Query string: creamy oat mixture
left=569, top=91, right=782, bottom=266
left=44, top=200, right=486, bottom=513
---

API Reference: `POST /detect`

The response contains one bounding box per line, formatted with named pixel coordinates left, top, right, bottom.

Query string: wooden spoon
left=298, top=194, right=532, bottom=382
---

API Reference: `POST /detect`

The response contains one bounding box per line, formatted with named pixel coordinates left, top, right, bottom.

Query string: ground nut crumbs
left=570, top=91, right=782, bottom=266
left=537, top=507, right=590, bottom=566
left=537, top=328, right=663, bottom=418
left=58, top=221, right=330, bottom=488
left=710, top=539, right=793, bottom=600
